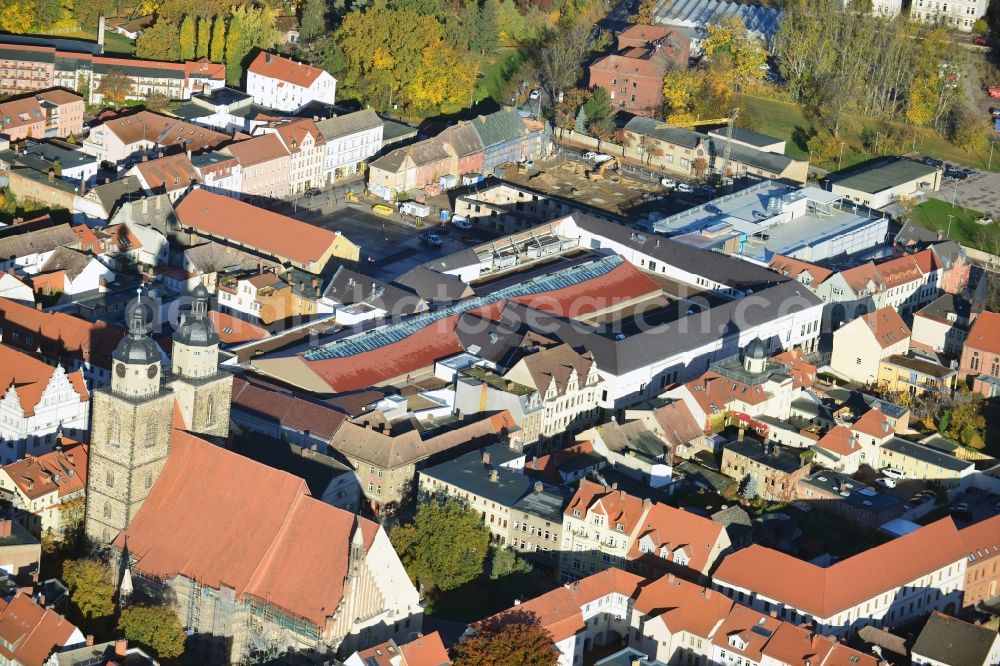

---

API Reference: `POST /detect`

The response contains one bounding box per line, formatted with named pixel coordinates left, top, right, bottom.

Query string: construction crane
left=655, top=108, right=740, bottom=189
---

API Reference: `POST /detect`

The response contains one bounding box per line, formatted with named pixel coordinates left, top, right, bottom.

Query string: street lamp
left=989, top=138, right=998, bottom=171
left=947, top=213, right=954, bottom=239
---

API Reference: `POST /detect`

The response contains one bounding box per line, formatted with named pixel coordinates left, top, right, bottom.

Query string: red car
left=973, top=37, right=989, bottom=45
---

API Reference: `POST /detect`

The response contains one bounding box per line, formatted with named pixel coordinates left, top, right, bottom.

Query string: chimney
left=265, top=53, right=272, bottom=63
left=0, top=519, right=13, bottom=537
left=86, top=635, right=94, bottom=646
left=311, top=278, right=319, bottom=289
left=482, top=451, right=491, bottom=464
left=114, top=640, right=128, bottom=657
left=155, top=196, right=161, bottom=210
left=186, top=149, right=192, bottom=160
left=104, top=177, right=110, bottom=184
left=534, top=481, right=543, bottom=493
left=611, top=481, right=618, bottom=490
left=13, top=217, right=22, bottom=225
left=738, top=427, right=745, bottom=441
left=123, top=176, right=129, bottom=185
left=142, top=197, right=148, bottom=214
left=48, top=169, right=55, bottom=182
left=141, top=154, right=147, bottom=162
left=258, top=260, right=264, bottom=275
left=631, top=659, right=643, bottom=666
left=365, top=423, right=372, bottom=430
left=37, top=593, right=45, bottom=607
left=489, top=469, right=499, bottom=482
left=642, top=497, right=652, bottom=510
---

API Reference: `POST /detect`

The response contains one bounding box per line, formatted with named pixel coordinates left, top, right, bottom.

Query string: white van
left=400, top=202, right=430, bottom=218
left=882, top=467, right=906, bottom=480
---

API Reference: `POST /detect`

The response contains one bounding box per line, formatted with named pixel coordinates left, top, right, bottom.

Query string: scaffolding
left=241, top=594, right=323, bottom=665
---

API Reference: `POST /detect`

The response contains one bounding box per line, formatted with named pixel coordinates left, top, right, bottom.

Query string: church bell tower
left=84, top=292, right=175, bottom=546
left=168, top=284, right=232, bottom=438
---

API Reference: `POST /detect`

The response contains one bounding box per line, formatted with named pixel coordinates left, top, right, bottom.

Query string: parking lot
left=283, top=197, right=505, bottom=282
left=929, top=167, right=1000, bottom=219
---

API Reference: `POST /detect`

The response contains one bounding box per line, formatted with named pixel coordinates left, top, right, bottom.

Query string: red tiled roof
left=633, top=574, right=732, bottom=635
left=399, top=632, right=451, bottom=666
left=566, top=480, right=646, bottom=534
left=628, top=501, right=725, bottom=573
left=0, top=298, right=124, bottom=369
left=712, top=604, right=783, bottom=662
left=307, top=262, right=659, bottom=393
left=2, top=442, right=87, bottom=500
left=224, top=132, right=290, bottom=167
left=684, top=371, right=771, bottom=417
left=839, top=262, right=880, bottom=294
left=0, top=592, right=80, bottom=666
left=0, top=344, right=89, bottom=416
left=489, top=569, right=644, bottom=643
left=769, top=255, right=834, bottom=285
left=525, top=440, right=598, bottom=484
left=714, top=517, right=966, bottom=618
left=859, top=306, right=910, bottom=349
left=874, top=254, right=922, bottom=289
left=133, top=153, right=200, bottom=192
left=965, top=310, right=1000, bottom=356
left=959, top=513, right=1000, bottom=565
left=653, top=400, right=705, bottom=444
left=175, top=189, right=342, bottom=266
left=267, top=118, right=325, bottom=153
left=208, top=311, right=268, bottom=344
left=116, top=430, right=379, bottom=627
left=248, top=52, right=327, bottom=88
left=814, top=425, right=859, bottom=457
left=851, top=408, right=893, bottom=438
left=772, top=349, right=816, bottom=390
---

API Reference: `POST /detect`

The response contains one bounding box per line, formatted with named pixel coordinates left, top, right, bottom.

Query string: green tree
left=452, top=612, right=557, bottom=666
left=180, top=16, right=197, bottom=60
left=119, top=605, right=186, bottom=660
left=62, top=559, right=115, bottom=620
left=225, top=14, right=244, bottom=86
left=0, top=0, right=36, bottom=33
left=390, top=0, right=442, bottom=17
left=473, top=0, right=501, bottom=54
left=97, top=69, right=136, bottom=106
left=210, top=15, right=226, bottom=62
left=740, top=474, right=759, bottom=501
left=574, top=106, right=588, bottom=134
left=489, top=547, right=532, bottom=580
left=300, top=0, right=329, bottom=44
left=539, top=18, right=598, bottom=101
left=582, top=86, right=612, bottom=125
left=36, top=0, right=62, bottom=29
left=196, top=17, right=211, bottom=58
left=136, top=20, right=182, bottom=61
left=144, top=92, right=171, bottom=112
left=951, top=106, right=990, bottom=151
left=390, top=498, right=490, bottom=592
left=972, top=18, right=989, bottom=38
left=947, top=388, right=986, bottom=445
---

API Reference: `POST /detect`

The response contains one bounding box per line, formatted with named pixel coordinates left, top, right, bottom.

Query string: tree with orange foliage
left=452, top=611, right=557, bottom=666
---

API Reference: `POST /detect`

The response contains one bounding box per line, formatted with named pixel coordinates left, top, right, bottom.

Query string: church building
left=83, top=287, right=422, bottom=663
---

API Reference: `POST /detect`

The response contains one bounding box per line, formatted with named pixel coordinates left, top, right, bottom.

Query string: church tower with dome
left=85, top=292, right=175, bottom=546
left=168, top=284, right=233, bottom=439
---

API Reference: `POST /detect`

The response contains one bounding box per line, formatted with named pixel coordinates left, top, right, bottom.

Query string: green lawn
left=911, top=199, right=996, bottom=248
left=474, top=47, right=533, bottom=106
left=739, top=94, right=1000, bottom=172
left=37, top=29, right=135, bottom=55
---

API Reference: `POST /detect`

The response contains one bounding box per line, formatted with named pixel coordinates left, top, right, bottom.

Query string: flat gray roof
left=828, top=158, right=938, bottom=195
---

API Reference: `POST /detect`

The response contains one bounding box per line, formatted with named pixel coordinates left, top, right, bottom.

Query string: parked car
left=921, top=156, right=944, bottom=168
left=675, top=183, right=694, bottom=193
left=421, top=233, right=443, bottom=247
left=882, top=467, right=906, bottom=480
left=990, top=107, right=1000, bottom=119
left=583, top=151, right=597, bottom=161
left=451, top=215, right=472, bottom=230
left=304, top=187, right=321, bottom=197
left=529, top=88, right=541, bottom=100
left=876, top=477, right=897, bottom=488
left=660, top=177, right=677, bottom=188
left=973, top=37, right=989, bottom=45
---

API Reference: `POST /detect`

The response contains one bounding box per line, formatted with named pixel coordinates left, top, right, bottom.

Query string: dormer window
left=729, top=634, right=747, bottom=650
left=572, top=509, right=581, bottom=517
left=616, top=523, right=624, bottom=532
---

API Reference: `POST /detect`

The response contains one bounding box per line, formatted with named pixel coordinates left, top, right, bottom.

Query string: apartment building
left=910, top=0, right=987, bottom=31
left=0, top=89, right=84, bottom=141
left=0, top=39, right=225, bottom=102
left=0, top=344, right=90, bottom=463
left=246, top=52, right=336, bottom=112
left=713, top=517, right=968, bottom=636
left=259, top=118, right=326, bottom=194
left=0, top=442, right=87, bottom=536
left=959, top=513, right=1000, bottom=608
left=911, top=293, right=978, bottom=357
left=560, top=480, right=729, bottom=582
left=877, top=437, right=974, bottom=488
left=721, top=439, right=810, bottom=502
left=454, top=343, right=604, bottom=449
left=222, top=132, right=292, bottom=204
left=417, top=444, right=567, bottom=569
left=830, top=306, right=911, bottom=385
left=315, top=110, right=383, bottom=181
left=82, top=110, right=230, bottom=166
left=960, top=310, right=1000, bottom=396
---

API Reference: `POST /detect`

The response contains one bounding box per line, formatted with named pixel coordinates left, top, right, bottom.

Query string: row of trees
left=136, top=4, right=279, bottom=84
left=773, top=0, right=987, bottom=141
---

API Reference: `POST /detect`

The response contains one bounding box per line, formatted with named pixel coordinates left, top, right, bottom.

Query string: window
left=103, top=502, right=112, bottom=518
left=106, top=470, right=114, bottom=487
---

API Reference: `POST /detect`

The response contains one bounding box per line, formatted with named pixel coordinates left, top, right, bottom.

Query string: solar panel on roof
left=304, top=255, right=623, bottom=361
